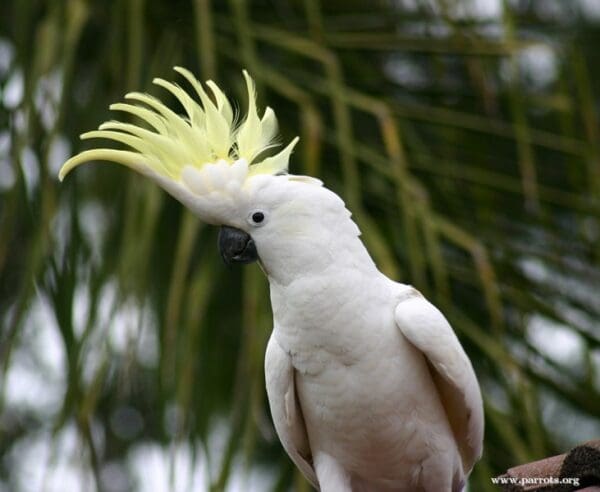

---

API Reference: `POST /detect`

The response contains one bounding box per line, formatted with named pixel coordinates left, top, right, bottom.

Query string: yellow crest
left=59, top=68, right=299, bottom=182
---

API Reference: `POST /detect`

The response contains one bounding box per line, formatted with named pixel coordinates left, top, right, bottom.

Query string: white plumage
left=59, top=68, right=484, bottom=492
left=257, top=179, right=484, bottom=491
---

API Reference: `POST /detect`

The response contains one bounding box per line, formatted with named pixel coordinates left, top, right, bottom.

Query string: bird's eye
left=248, top=211, right=266, bottom=226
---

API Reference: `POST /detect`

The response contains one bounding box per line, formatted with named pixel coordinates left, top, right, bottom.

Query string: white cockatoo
left=60, top=68, right=484, bottom=491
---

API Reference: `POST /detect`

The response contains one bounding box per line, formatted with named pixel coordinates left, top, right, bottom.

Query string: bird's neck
left=263, top=231, right=377, bottom=287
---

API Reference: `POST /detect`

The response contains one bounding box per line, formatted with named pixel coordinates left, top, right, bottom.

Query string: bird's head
left=60, top=68, right=367, bottom=284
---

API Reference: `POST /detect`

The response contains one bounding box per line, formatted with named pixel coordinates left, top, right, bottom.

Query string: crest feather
left=59, top=68, right=298, bottom=183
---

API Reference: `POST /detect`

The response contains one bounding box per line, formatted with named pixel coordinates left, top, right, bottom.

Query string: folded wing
left=265, top=334, right=319, bottom=489
left=394, top=295, right=484, bottom=474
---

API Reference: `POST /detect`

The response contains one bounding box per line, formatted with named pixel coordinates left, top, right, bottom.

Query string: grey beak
left=218, top=226, right=259, bottom=265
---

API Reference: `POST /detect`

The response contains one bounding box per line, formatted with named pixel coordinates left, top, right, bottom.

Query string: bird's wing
left=394, top=292, right=484, bottom=474
left=265, top=333, right=319, bottom=489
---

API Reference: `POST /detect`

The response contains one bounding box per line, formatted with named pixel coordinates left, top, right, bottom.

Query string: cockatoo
left=60, top=68, right=484, bottom=491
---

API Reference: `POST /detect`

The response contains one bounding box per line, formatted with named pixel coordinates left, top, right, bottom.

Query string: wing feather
left=265, top=334, right=319, bottom=489
left=394, top=294, right=484, bottom=474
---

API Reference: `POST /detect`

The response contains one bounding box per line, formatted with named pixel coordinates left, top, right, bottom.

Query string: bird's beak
left=218, top=226, right=259, bottom=265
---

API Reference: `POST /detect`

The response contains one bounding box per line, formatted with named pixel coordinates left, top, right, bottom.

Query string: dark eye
left=247, top=210, right=268, bottom=227
left=251, top=212, right=264, bottom=224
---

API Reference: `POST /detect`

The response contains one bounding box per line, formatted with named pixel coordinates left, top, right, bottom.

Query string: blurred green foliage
left=1, top=0, right=599, bottom=491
